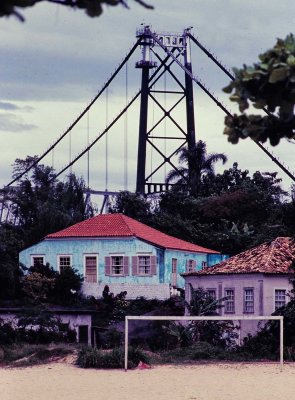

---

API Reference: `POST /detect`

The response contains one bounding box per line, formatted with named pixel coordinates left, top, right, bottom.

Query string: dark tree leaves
left=224, top=34, right=295, bottom=145
left=0, top=0, right=154, bottom=22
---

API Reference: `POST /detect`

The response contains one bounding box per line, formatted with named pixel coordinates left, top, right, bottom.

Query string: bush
left=0, top=308, right=77, bottom=345
left=17, top=308, right=77, bottom=344
left=97, top=328, right=122, bottom=349
left=160, top=342, right=226, bottom=363
left=0, top=343, right=74, bottom=366
left=77, top=346, right=149, bottom=369
left=0, top=318, right=17, bottom=345
left=53, top=266, right=83, bottom=305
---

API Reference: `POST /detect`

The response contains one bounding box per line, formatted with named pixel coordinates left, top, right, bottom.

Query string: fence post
left=125, top=316, right=129, bottom=371
left=280, top=316, right=284, bottom=371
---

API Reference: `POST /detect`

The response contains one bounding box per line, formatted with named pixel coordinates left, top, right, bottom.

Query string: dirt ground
left=1, top=361, right=295, bottom=400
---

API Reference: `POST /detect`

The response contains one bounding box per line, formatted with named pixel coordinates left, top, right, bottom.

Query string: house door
left=78, top=325, right=89, bottom=344
left=171, top=258, right=177, bottom=287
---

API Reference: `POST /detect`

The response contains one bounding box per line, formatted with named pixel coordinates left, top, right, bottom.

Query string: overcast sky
left=1, top=0, right=295, bottom=195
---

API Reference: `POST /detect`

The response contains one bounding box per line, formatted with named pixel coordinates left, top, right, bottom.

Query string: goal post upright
left=124, top=315, right=284, bottom=371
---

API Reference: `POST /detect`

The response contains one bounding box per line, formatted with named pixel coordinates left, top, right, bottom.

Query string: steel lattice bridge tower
left=1, top=25, right=295, bottom=222
left=135, top=26, right=196, bottom=194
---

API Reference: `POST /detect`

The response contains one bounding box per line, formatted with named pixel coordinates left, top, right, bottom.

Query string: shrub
left=53, top=266, right=83, bottom=305
left=0, top=343, right=74, bottom=366
left=17, top=308, right=77, bottom=344
left=160, top=342, right=225, bottom=363
left=0, top=318, right=17, bottom=345
left=77, top=346, right=149, bottom=369
left=97, top=328, right=122, bottom=349
left=0, top=308, right=76, bottom=345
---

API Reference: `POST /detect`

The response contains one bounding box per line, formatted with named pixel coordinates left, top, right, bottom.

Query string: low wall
left=82, top=282, right=171, bottom=300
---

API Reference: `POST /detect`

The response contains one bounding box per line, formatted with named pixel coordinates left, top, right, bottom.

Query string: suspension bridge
left=1, top=25, right=294, bottom=222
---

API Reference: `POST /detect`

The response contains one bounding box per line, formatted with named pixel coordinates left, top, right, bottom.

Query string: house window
left=58, top=255, right=72, bottom=272
left=224, top=289, right=235, bottom=313
left=84, top=255, right=98, bottom=283
left=138, top=256, right=151, bottom=275
left=111, top=256, right=124, bottom=275
left=132, top=255, right=157, bottom=276
left=186, top=259, right=196, bottom=273
left=206, top=289, right=216, bottom=300
left=31, top=255, right=45, bottom=267
left=275, top=289, right=286, bottom=310
left=244, top=288, right=254, bottom=313
left=202, top=261, right=207, bottom=268
left=105, top=256, right=129, bottom=276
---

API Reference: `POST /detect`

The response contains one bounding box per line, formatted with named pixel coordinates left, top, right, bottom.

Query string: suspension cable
left=69, top=130, right=72, bottom=174
left=105, top=87, right=109, bottom=190
left=150, top=30, right=295, bottom=183
left=53, top=89, right=142, bottom=181
left=187, top=32, right=273, bottom=117
left=124, top=61, right=128, bottom=190
left=52, top=52, right=176, bottom=181
left=5, top=38, right=142, bottom=187
left=87, top=111, right=90, bottom=189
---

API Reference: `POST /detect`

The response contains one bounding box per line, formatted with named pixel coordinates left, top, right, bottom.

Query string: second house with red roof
left=19, top=213, right=227, bottom=300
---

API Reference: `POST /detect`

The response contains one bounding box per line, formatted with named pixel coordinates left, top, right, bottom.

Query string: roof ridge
left=120, top=214, right=136, bottom=236
left=263, top=239, right=276, bottom=270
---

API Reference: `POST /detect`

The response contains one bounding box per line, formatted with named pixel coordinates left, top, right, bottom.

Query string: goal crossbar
left=124, top=315, right=284, bottom=371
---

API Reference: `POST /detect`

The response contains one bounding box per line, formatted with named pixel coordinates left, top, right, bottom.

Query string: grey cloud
left=0, top=101, right=35, bottom=112
left=0, top=114, right=37, bottom=132
left=0, top=101, right=19, bottom=111
left=0, top=47, right=134, bottom=102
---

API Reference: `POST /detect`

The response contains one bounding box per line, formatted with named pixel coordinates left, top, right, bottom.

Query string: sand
left=1, top=362, right=295, bottom=400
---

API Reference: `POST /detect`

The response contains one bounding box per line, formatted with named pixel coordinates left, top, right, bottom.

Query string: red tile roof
left=46, top=213, right=219, bottom=254
left=183, top=237, right=295, bottom=276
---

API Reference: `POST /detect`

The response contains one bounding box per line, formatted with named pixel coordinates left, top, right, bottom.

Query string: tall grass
left=77, top=346, right=150, bottom=369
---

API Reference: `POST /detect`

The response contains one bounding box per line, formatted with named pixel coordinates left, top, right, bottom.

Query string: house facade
left=19, top=213, right=226, bottom=300
left=182, top=237, right=295, bottom=340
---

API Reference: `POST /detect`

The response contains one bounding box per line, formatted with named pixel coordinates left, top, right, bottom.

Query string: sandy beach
left=1, top=361, right=295, bottom=400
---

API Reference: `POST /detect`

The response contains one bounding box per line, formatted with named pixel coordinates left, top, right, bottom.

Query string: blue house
left=19, top=213, right=226, bottom=300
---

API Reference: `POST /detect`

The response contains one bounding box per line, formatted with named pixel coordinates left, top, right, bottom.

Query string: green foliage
left=77, top=346, right=149, bottom=369
left=186, top=287, right=222, bottom=316
left=0, top=0, right=154, bottom=22
left=186, top=287, right=238, bottom=348
left=0, top=308, right=77, bottom=345
left=153, top=162, right=289, bottom=256
left=97, top=327, right=123, bottom=349
left=19, top=263, right=82, bottom=305
left=53, top=266, right=83, bottom=305
left=0, top=224, right=24, bottom=300
left=0, top=343, right=75, bottom=366
left=0, top=318, right=17, bottom=345
left=0, top=156, right=93, bottom=304
left=22, top=272, right=56, bottom=304
left=108, top=191, right=152, bottom=223
left=2, top=157, right=94, bottom=248
left=224, top=34, right=295, bottom=145
left=166, top=141, right=227, bottom=197
left=158, top=342, right=226, bottom=363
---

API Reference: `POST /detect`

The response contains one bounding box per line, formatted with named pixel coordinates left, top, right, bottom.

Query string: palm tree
left=166, top=140, right=227, bottom=197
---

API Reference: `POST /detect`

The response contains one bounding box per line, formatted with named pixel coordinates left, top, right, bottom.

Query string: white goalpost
left=124, top=315, right=284, bottom=371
